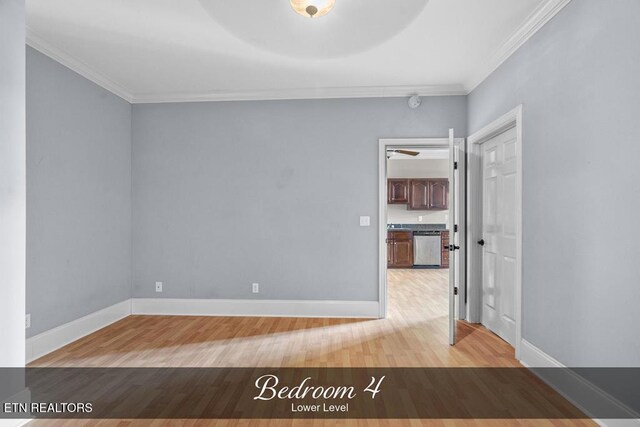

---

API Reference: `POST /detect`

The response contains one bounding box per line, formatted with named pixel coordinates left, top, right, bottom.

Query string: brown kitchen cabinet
left=401, top=179, right=449, bottom=210
left=441, top=230, right=450, bottom=268
left=428, top=179, right=449, bottom=210
left=408, top=179, right=429, bottom=210
left=387, top=230, right=413, bottom=268
left=387, top=179, right=409, bottom=204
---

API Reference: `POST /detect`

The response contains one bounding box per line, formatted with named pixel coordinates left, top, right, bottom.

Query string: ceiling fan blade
left=393, top=149, right=420, bottom=156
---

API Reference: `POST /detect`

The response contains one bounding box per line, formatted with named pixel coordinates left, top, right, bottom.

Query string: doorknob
left=478, top=239, right=485, bottom=246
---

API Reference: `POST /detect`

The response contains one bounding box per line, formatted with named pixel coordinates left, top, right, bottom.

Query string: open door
left=448, top=129, right=457, bottom=345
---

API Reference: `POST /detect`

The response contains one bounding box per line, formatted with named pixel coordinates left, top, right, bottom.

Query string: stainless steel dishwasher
left=413, top=231, right=442, bottom=267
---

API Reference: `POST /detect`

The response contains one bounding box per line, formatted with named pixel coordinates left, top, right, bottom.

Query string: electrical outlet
left=25, top=314, right=31, bottom=329
left=155, top=281, right=163, bottom=292
left=418, top=216, right=423, bottom=222
left=252, top=283, right=259, bottom=293
left=359, top=216, right=370, bottom=227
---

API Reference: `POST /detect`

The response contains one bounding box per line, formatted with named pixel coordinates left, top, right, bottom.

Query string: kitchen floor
left=386, top=267, right=449, bottom=322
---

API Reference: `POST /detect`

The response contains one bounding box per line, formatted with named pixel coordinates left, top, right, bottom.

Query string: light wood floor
left=31, top=269, right=516, bottom=368
left=29, top=269, right=593, bottom=426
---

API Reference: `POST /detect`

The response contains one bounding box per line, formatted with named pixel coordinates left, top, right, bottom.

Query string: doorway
left=378, top=136, right=465, bottom=346
left=467, top=106, right=523, bottom=357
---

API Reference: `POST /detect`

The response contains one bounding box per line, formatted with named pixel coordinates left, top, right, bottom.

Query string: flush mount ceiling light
left=199, top=0, right=428, bottom=58
left=290, top=0, right=336, bottom=18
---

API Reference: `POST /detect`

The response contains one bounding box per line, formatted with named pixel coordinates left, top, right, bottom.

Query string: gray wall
left=467, top=0, right=640, bottom=366
left=132, top=97, right=466, bottom=300
left=26, top=47, right=132, bottom=337
left=0, top=0, right=26, bottom=366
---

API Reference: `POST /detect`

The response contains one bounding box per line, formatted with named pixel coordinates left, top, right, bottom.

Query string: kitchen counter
left=387, top=226, right=450, bottom=269
left=387, top=223, right=448, bottom=232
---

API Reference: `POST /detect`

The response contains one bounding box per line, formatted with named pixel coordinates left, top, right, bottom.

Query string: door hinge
left=454, top=161, right=458, bottom=170
left=454, top=287, right=458, bottom=296
left=448, top=244, right=460, bottom=252
left=454, top=224, right=458, bottom=233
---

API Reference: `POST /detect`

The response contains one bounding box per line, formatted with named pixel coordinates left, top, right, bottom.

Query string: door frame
left=378, top=137, right=465, bottom=319
left=466, top=105, right=523, bottom=358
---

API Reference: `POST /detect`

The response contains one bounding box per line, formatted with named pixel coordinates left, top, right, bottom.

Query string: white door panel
left=484, top=251, right=497, bottom=309
left=502, top=174, right=517, bottom=235
left=481, top=126, right=518, bottom=347
left=504, top=139, right=517, bottom=160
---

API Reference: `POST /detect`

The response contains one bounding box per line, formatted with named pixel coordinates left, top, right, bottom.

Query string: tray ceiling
left=26, top=0, right=569, bottom=102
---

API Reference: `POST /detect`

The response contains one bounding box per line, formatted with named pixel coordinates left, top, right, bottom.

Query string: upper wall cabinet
left=387, top=179, right=409, bottom=204
left=405, top=178, right=449, bottom=211
left=427, top=179, right=448, bottom=210
left=408, top=179, right=429, bottom=210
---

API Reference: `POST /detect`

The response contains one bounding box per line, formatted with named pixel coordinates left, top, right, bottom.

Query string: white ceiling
left=25, top=0, right=569, bottom=103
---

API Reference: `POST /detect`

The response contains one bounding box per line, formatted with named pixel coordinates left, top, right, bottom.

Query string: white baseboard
left=24, top=297, right=378, bottom=363
left=0, top=419, right=31, bottom=427
left=519, top=338, right=564, bottom=368
left=519, top=339, right=640, bottom=426
left=131, top=298, right=380, bottom=319
left=25, top=299, right=131, bottom=364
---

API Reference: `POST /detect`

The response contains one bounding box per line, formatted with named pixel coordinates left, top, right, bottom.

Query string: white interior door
left=453, top=139, right=466, bottom=321
left=481, top=126, right=518, bottom=346
left=448, top=129, right=457, bottom=345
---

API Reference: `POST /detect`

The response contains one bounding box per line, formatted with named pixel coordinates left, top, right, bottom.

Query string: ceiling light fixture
left=290, top=0, right=336, bottom=18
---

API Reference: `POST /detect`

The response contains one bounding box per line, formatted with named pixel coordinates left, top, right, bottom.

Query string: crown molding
left=130, top=84, right=467, bottom=104
left=26, top=28, right=135, bottom=103
left=24, top=31, right=464, bottom=103
left=25, top=0, right=570, bottom=104
left=465, top=0, right=572, bottom=93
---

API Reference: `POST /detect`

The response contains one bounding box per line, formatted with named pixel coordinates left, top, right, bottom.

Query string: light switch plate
left=155, top=281, right=163, bottom=292
left=359, top=216, right=371, bottom=227
left=25, top=314, right=30, bottom=329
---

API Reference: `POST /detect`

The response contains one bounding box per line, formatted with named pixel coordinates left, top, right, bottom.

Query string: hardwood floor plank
left=27, top=269, right=594, bottom=426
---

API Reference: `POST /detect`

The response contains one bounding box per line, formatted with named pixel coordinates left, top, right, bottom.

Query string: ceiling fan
left=387, top=149, right=420, bottom=159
